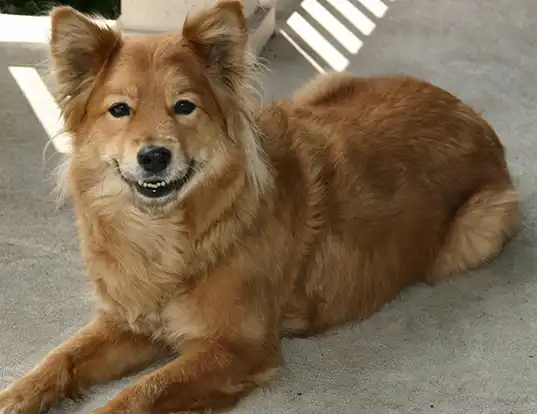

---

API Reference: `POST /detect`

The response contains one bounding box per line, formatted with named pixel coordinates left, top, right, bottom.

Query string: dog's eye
left=173, top=100, right=196, bottom=115
left=108, top=102, right=131, bottom=118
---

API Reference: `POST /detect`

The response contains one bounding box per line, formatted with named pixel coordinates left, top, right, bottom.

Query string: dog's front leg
left=0, top=313, right=164, bottom=414
left=92, top=337, right=280, bottom=414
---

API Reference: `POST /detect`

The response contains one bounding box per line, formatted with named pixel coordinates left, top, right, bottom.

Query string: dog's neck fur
left=69, top=141, right=273, bottom=328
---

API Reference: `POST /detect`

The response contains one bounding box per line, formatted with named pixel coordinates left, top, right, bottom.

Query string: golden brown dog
left=0, top=1, right=520, bottom=413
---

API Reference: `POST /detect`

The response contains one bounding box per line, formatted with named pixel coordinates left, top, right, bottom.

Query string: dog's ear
left=182, top=0, right=249, bottom=91
left=49, top=6, right=121, bottom=110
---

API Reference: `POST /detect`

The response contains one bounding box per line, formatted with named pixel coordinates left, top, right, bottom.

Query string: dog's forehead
left=117, top=34, right=190, bottom=70
left=105, top=35, right=196, bottom=92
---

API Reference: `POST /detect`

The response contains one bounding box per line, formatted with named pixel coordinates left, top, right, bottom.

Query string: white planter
left=118, top=0, right=274, bottom=55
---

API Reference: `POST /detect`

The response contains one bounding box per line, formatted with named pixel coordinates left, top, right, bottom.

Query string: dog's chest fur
left=82, top=208, right=197, bottom=342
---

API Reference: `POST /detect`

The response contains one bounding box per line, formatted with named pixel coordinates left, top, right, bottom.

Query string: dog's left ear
left=49, top=6, right=121, bottom=110
left=182, top=0, right=248, bottom=90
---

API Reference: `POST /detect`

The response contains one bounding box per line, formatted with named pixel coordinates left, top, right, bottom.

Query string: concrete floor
left=1, top=0, right=536, bottom=412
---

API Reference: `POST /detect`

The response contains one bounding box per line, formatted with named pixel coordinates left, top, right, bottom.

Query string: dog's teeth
left=139, top=181, right=168, bottom=189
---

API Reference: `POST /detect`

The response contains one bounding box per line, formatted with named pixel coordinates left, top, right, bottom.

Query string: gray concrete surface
left=1, top=0, right=536, bottom=412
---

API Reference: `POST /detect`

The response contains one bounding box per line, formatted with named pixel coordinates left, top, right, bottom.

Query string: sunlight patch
left=8, top=66, right=71, bottom=154
left=287, top=12, right=350, bottom=72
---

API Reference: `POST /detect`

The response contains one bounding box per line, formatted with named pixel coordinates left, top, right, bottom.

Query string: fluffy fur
left=0, top=1, right=520, bottom=413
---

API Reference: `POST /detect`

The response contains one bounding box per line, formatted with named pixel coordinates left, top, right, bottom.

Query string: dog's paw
left=0, top=386, right=42, bottom=414
left=92, top=404, right=141, bottom=414
left=92, top=395, right=148, bottom=414
left=92, top=405, right=134, bottom=414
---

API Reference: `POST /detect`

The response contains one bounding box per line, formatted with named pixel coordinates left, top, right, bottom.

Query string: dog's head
left=49, top=1, right=270, bottom=213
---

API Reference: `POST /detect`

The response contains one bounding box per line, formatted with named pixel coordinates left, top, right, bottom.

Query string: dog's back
left=257, top=73, right=520, bottom=335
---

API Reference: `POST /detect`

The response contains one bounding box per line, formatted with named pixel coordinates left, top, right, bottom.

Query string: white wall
left=120, top=0, right=260, bottom=33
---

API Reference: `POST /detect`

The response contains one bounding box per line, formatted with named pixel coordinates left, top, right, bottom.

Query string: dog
left=0, top=1, right=521, bottom=413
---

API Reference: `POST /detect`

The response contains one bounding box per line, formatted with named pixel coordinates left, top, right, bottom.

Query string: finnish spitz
left=0, top=1, right=520, bottom=412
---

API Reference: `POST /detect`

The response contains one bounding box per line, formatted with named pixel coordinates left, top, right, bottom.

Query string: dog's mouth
left=116, top=160, right=197, bottom=200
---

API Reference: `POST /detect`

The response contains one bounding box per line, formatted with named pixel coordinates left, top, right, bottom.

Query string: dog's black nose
left=137, top=146, right=172, bottom=173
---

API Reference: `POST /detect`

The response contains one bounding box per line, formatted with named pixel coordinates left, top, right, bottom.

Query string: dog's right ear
left=49, top=6, right=121, bottom=111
